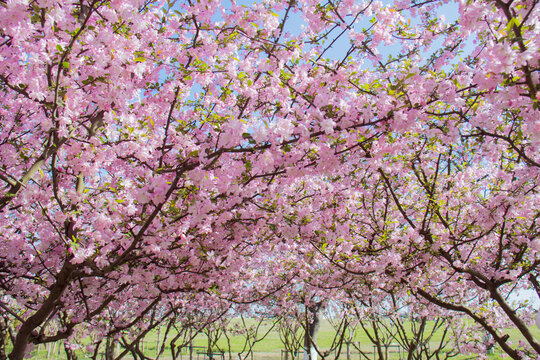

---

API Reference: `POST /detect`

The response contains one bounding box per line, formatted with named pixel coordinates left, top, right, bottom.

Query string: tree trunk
left=8, top=263, right=74, bottom=360
left=105, top=337, right=116, bottom=360
left=304, top=304, right=321, bottom=360
left=64, top=341, right=78, bottom=360
left=0, top=317, right=8, bottom=360
left=189, top=330, right=193, bottom=360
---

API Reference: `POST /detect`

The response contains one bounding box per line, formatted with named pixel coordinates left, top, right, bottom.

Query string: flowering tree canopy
left=0, top=0, right=538, bottom=359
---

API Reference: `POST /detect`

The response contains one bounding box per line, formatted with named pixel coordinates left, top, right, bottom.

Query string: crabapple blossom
left=0, top=0, right=539, bottom=359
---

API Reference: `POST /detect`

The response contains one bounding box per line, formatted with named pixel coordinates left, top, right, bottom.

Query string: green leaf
left=134, top=56, right=146, bottom=62
left=405, top=72, right=417, bottom=80
left=56, top=44, right=64, bottom=52
left=506, top=17, right=517, bottom=35
left=62, top=61, right=70, bottom=69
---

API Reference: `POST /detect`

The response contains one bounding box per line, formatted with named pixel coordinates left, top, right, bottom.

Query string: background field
left=27, top=318, right=540, bottom=360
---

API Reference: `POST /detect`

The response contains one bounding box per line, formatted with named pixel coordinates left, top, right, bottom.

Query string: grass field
left=25, top=318, right=540, bottom=360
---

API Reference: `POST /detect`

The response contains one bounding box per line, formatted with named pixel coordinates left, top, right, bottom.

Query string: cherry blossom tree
left=343, top=289, right=474, bottom=360
left=0, top=0, right=305, bottom=358
left=258, top=0, right=540, bottom=357
left=0, top=0, right=538, bottom=359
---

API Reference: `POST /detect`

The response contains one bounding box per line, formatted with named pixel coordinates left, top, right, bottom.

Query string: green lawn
left=25, top=318, right=540, bottom=360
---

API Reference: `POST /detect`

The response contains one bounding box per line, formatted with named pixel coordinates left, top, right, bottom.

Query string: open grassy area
left=24, top=318, right=540, bottom=360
